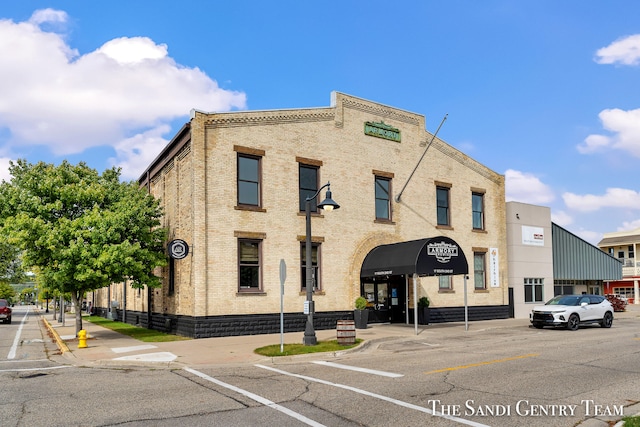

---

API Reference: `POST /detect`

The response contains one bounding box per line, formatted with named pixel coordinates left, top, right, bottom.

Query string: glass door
left=361, top=282, right=390, bottom=323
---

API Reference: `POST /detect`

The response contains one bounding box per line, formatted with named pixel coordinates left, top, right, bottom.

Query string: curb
left=42, top=316, right=71, bottom=355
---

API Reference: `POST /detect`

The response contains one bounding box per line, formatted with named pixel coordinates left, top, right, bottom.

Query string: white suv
left=530, top=295, right=614, bottom=331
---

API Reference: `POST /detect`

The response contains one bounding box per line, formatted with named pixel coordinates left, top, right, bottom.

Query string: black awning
left=360, top=236, right=469, bottom=279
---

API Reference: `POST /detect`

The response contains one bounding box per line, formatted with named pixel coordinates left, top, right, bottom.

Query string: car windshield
left=0, top=300, right=6, bottom=307
left=546, top=296, right=582, bottom=306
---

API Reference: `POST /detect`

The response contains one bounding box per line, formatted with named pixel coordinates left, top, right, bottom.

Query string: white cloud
left=0, top=157, right=12, bottom=182
left=574, top=229, right=602, bottom=246
left=109, top=125, right=171, bottom=181
left=595, top=34, right=640, bottom=66
left=0, top=9, right=246, bottom=179
left=504, top=169, right=555, bottom=204
left=579, top=108, right=640, bottom=157
left=617, top=219, right=640, bottom=232
left=577, top=134, right=611, bottom=154
left=550, top=210, right=573, bottom=227
left=28, top=8, right=68, bottom=27
left=563, top=188, right=640, bottom=212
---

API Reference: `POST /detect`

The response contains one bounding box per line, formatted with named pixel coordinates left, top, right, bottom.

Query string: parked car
left=0, top=299, right=12, bottom=324
left=530, top=294, right=613, bottom=331
left=605, top=294, right=628, bottom=312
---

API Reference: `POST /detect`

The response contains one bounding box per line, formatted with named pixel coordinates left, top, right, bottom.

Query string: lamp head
left=318, top=186, right=340, bottom=211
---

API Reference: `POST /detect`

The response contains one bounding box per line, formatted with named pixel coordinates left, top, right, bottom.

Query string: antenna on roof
left=395, top=113, right=448, bottom=203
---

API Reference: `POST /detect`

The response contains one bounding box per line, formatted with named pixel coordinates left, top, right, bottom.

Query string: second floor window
left=436, top=186, right=450, bottom=226
left=375, top=176, right=391, bottom=220
left=299, top=164, right=319, bottom=212
left=472, top=192, right=484, bottom=230
left=238, top=154, right=260, bottom=206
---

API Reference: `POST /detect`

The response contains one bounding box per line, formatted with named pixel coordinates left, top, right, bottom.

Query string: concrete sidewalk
left=41, top=305, right=640, bottom=369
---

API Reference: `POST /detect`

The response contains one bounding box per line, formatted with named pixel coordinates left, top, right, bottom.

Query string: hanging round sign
left=168, top=239, right=189, bottom=260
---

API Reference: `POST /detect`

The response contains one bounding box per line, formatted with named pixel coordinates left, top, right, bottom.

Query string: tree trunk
left=71, top=292, right=83, bottom=336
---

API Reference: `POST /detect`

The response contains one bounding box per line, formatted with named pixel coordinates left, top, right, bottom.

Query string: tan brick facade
left=92, top=92, right=507, bottom=336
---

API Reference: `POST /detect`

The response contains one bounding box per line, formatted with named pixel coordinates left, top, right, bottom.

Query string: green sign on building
left=364, top=121, right=401, bottom=142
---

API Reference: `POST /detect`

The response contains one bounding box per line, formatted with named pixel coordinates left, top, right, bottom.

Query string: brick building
left=91, top=92, right=509, bottom=337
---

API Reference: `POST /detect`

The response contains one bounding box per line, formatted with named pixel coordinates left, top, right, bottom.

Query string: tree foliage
left=0, top=160, right=168, bottom=333
left=0, top=282, right=16, bottom=302
left=0, top=241, right=25, bottom=283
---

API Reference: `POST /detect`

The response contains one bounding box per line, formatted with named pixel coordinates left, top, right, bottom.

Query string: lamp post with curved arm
left=303, top=182, right=340, bottom=345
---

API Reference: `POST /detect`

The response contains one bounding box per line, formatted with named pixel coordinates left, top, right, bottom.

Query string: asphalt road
left=0, top=305, right=638, bottom=427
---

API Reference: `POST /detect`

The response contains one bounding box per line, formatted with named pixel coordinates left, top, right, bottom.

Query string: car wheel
left=600, top=311, right=613, bottom=328
left=567, top=314, right=580, bottom=331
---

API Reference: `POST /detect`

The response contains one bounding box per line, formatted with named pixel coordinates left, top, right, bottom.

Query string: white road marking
left=0, top=365, right=70, bottom=373
left=113, top=351, right=176, bottom=362
left=255, top=364, right=490, bottom=427
left=7, top=307, right=30, bottom=360
left=112, top=344, right=157, bottom=354
left=184, top=367, right=326, bottom=427
left=312, top=360, right=403, bottom=378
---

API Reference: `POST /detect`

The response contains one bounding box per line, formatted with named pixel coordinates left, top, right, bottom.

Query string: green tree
left=0, top=282, right=16, bottom=303
left=0, top=241, right=25, bottom=283
left=0, top=160, right=167, bottom=334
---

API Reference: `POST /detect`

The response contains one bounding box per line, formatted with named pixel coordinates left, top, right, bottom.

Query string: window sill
left=474, top=289, right=490, bottom=293
left=374, top=218, right=395, bottom=225
left=236, top=291, right=267, bottom=296
left=472, top=229, right=487, bottom=234
left=235, top=205, right=267, bottom=213
left=436, top=225, right=454, bottom=230
left=299, top=291, right=325, bottom=296
left=438, top=289, right=455, bottom=293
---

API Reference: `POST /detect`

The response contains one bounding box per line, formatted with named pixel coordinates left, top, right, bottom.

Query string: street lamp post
left=303, top=182, right=340, bottom=346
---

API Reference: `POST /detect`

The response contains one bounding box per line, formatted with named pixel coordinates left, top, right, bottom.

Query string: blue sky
left=1, top=1, right=639, bottom=245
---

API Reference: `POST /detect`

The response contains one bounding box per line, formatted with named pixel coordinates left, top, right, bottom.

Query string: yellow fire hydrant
left=78, top=329, right=88, bottom=349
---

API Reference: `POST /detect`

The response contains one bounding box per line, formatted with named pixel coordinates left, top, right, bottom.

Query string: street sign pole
left=279, top=259, right=286, bottom=353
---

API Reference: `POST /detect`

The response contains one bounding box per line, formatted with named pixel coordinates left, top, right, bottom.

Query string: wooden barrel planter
left=336, top=319, right=356, bottom=345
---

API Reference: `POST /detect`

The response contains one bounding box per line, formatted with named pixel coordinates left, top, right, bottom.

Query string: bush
left=418, top=296, right=430, bottom=308
left=355, top=296, right=367, bottom=310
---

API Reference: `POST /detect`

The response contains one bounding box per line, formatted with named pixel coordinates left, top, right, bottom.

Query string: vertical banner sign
left=490, top=248, right=500, bottom=288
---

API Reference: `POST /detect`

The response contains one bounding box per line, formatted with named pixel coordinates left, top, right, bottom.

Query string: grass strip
left=255, top=339, right=362, bottom=357
left=86, top=316, right=191, bottom=342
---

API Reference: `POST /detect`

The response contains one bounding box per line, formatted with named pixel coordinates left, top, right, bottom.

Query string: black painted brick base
left=92, top=305, right=509, bottom=338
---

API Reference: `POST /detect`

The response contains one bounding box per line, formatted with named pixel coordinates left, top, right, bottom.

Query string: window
left=618, top=251, right=624, bottom=259
left=301, top=242, right=320, bottom=291
left=629, top=245, right=635, bottom=259
left=473, top=252, right=486, bottom=290
left=375, top=176, right=391, bottom=220
left=472, top=192, right=484, bottom=230
left=238, top=239, right=261, bottom=291
left=439, top=275, right=452, bottom=290
left=524, top=278, right=544, bottom=303
left=436, top=186, right=450, bottom=226
left=237, top=154, right=261, bottom=206
left=299, top=164, right=319, bottom=212
left=554, top=283, right=574, bottom=296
